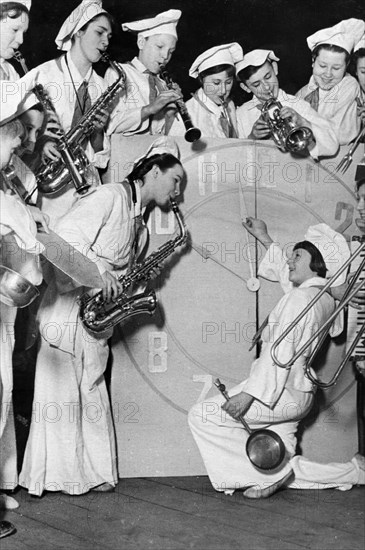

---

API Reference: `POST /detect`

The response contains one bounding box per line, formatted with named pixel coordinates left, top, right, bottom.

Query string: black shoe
left=0, top=520, right=16, bottom=539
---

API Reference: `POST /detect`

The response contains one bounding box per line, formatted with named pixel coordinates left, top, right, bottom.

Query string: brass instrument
left=335, top=123, right=365, bottom=174
left=270, top=241, right=365, bottom=388
left=78, top=199, right=187, bottom=337
left=35, top=54, right=126, bottom=195
left=160, top=67, right=201, bottom=143
left=0, top=168, right=40, bottom=308
left=261, top=94, right=314, bottom=154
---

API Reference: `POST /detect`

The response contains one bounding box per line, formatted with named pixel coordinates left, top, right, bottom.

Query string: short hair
left=0, top=2, right=29, bottom=21
left=127, top=153, right=182, bottom=185
left=355, top=178, right=365, bottom=193
left=78, top=12, right=115, bottom=34
left=312, top=43, right=350, bottom=65
left=350, top=47, right=365, bottom=77
left=0, top=118, right=25, bottom=140
left=237, top=61, right=269, bottom=83
left=198, top=64, right=236, bottom=83
left=293, top=240, right=327, bottom=278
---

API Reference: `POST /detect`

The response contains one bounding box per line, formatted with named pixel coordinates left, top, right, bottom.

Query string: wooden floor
left=1, top=477, right=364, bottom=550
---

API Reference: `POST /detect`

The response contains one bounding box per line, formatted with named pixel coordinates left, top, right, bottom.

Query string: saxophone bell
left=80, top=289, right=157, bottom=338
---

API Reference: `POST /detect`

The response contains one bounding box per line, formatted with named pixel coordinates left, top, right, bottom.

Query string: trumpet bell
left=286, top=126, right=313, bottom=153
left=0, top=265, right=39, bottom=308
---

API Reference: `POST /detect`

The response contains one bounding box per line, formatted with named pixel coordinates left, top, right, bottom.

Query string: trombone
left=270, top=241, right=365, bottom=388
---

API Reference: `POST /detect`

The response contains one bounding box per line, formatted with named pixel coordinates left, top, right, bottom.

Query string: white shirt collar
left=65, top=51, right=93, bottom=84
left=298, top=276, right=327, bottom=289
left=131, top=56, right=149, bottom=74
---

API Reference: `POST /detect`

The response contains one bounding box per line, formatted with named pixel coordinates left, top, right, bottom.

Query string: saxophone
left=35, top=54, right=126, bottom=195
left=78, top=199, right=187, bottom=338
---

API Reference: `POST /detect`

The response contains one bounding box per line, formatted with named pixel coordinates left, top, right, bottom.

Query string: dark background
left=16, top=0, right=365, bottom=104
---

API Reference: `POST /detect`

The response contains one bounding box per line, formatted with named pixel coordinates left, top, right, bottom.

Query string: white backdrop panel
left=105, top=136, right=364, bottom=477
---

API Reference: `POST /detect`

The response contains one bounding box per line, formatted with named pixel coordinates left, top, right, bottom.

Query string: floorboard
left=1, top=478, right=364, bottom=550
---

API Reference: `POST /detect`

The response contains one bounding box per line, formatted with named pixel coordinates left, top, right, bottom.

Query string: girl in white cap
left=0, top=0, right=30, bottom=81
left=0, top=1, right=43, bottom=232
left=170, top=43, right=243, bottom=139
left=236, top=49, right=339, bottom=158
left=189, top=220, right=365, bottom=499
left=296, top=18, right=364, bottom=145
left=0, top=84, right=48, bottom=536
left=19, top=137, right=186, bottom=497
left=23, top=0, right=114, bottom=226
left=105, top=9, right=184, bottom=136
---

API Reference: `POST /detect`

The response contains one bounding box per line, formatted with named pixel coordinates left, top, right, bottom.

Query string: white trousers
left=189, top=382, right=361, bottom=493
left=19, top=323, right=118, bottom=496
left=0, top=304, right=17, bottom=490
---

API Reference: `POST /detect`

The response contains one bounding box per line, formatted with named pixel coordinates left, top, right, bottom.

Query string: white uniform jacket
left=169, top=88, right=238, bottom=139
left=236, top=88, right=339, bottom=158
left=40, top=182, right=146, bottom=365
left=296, top=74, right=360, bottom=146
left=0, top=58, right=20, bottom=81
left=23, top=54, right=110, bottom=224
left=243, top=277, right=335, bottom=408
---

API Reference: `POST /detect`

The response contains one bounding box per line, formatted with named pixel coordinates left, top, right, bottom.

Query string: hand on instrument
left=148, top=89, right=182, bottom=115
left=222, top=391, right=254, bottom=420
left=242, top=217, right=273, bottom=249
left=280, top=106, right=308, bottom=129
left=28, top=206, right=50, bottom=233
left=100, top=271, right=123, bottom=303
left=91, top=108, right=110, bottom=131
left=42, top=140, right=61, bottom=162
left=248, top=117, right=271, bottom=139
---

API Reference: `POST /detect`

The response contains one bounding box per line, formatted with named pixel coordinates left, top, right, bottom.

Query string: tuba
left=78, top=199, right=187, bottom=338
left=160, top=67, right=201, bottom=143
left=35, top=54, right=126, bottom=195
left=261, top=94, right=314, bottom=153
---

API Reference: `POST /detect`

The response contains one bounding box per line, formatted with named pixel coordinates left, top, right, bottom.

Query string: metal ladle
left=214, top=378, right=286, bottom=471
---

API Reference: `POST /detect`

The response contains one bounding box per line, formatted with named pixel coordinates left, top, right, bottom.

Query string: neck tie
left=145, top=71, right=175, bottom=135
left=304, top=87, right=319, bottom=112
left=0, top=63, right=9, bottom=81
left=219, top=102, right=238, bottom=138
left=71, top=80, right=92, bottom=128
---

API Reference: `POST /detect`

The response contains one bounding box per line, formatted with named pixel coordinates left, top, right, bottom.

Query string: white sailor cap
left=354, top=32, right=365, bottom=53
left=307, top=18, right=365, bottom=54
left=0, top=0, right=31, bottom=9
left=0, top=77, right=39, bottom=126
left=235, top=49, right=279, bottom=75
left=122, top=9, right=181, bottom=39
left=189, top=43, right=243, bottom=79
left=55, top=0, right=108, bottom=51
left=304, top=223, right=350, bottom=286
left=133, top=136, right=180, bottom=169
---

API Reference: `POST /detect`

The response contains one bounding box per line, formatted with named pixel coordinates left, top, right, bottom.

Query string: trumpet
left=261, top=93, right=314, bottom=154
left=270, top=241, right=365, bottom=388
left=160, top=67, right=201, bottom=143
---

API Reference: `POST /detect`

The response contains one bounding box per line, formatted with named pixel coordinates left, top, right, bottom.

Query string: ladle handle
left=214, top=378, right=252, bottom=434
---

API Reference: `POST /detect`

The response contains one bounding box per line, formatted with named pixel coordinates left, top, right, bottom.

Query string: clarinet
left=160, top=67, right=201, bottom=143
